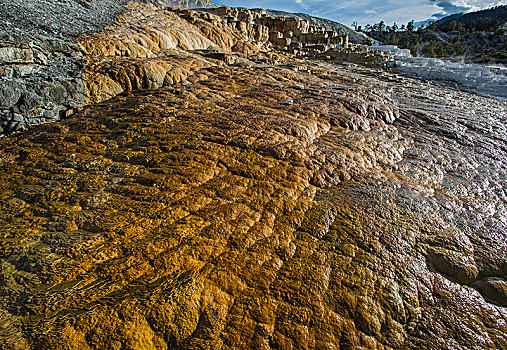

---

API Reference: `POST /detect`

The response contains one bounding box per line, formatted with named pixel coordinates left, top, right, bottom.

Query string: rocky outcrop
left=205, top=7, right=350, bottom=55
left=79, top=2, right=274, bottom=104
left=0, top=1, right=368, bottom=135
left=267, top=9, right=373, bottom=45
left=156, top=0, right=217, bottom=8
left=0, top=0, right=128, bottom=133
left=0, top=33, right=88, bottom=133
left=84, top=49, right=214, bottom=103
left=0, top=1, right=270, bottom=134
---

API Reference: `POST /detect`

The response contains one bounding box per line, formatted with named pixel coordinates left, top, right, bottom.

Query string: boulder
left=0, top=79, right=24, bottom=109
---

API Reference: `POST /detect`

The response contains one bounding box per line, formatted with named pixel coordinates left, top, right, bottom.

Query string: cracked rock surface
left=1, top=1, right=507, bottom=350
left=0, top=55, right=506, bottom=349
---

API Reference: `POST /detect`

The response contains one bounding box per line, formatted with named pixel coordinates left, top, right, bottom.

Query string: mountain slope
left=436, top=5, right=507, bottom=32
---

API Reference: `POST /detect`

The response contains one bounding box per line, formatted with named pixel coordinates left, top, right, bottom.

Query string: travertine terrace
left=0, top=1, right=506, bottom=349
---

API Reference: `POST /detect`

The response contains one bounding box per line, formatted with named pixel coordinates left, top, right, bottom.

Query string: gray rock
left=0, top=79, right=24, bottom=109
left=0, top=0, right=250, bottom=135
left=15, top=91, right=43, bottom=113
left=0, top=47, right=34, bottom=64
left=45, top=83, right=68, bottom=105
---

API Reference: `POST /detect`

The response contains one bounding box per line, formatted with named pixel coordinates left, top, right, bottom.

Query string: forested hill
left=436, top=5, right=507, bottom=32
left=363, top=5, right=507, bottom=64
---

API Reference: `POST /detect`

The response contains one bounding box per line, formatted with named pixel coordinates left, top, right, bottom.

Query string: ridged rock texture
left=0, top=1, right=266, bottom=134
left=1, top=1, right=507, bottom=350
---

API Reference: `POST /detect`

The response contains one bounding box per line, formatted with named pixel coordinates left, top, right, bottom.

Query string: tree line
left=354, top=5, right=507, bottom=63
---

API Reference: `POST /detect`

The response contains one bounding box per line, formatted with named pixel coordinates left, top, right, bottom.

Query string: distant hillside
left=436, top=5, right=507, bottom=32
left=266, top=9, right=372, bottom=45
left=364, top=6, right=507, bottom=64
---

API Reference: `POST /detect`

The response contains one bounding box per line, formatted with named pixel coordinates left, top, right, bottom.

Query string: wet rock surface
left=1, top=1, right=507, bottom=350
left=0, top=51, right=506, bottom=349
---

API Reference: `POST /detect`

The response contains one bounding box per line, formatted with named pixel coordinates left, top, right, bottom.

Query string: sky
left=214, top=0, right=507, bottom=26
